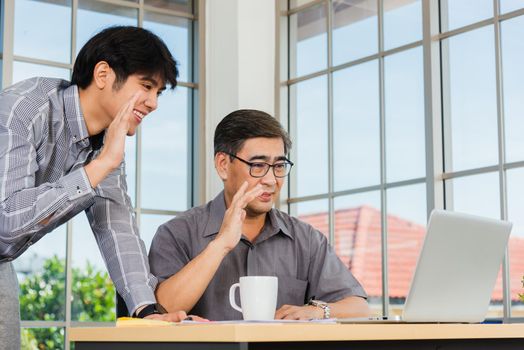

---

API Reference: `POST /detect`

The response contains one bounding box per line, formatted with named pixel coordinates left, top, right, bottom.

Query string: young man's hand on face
left=215, top=182, right=263, bottom=253
left=98, top=91, right=141, bottom=170
left=84, top=92, right=141, bottom=189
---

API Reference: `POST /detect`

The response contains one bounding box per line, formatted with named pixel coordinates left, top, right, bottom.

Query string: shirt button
left=27, top=242, right=32, bottom=246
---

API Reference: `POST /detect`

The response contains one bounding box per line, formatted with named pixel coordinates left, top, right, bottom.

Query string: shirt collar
left=202, top=191, right=294, bottom=240
left=63, top=84, right=89, bottom=144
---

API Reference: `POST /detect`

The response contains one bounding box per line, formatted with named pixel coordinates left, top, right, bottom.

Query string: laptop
left=340, top=209, right=512, bottom=323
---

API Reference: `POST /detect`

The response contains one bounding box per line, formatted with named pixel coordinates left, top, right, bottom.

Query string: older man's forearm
left=156, top=239, right=230, bottom=313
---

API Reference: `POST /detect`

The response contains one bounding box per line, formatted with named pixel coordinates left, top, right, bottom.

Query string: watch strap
left=308, top=299, right=331, bottom=319
left=133, top=303, right=167, bottom=318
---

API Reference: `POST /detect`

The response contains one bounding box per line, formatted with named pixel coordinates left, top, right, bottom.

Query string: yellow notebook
left=116, top=317, right=174, bottom=327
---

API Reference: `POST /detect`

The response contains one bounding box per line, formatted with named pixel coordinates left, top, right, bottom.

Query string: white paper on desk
left=181, top=318, right=337, bottom=325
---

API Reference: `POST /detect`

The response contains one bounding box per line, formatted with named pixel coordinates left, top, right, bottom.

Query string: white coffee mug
left=229, top=276, right=278, bottom=320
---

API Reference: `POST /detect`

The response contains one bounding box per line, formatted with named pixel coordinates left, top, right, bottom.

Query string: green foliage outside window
left=19, top=255, right=115, bottom=349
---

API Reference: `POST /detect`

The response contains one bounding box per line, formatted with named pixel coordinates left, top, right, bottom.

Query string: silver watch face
left=310, top=300, right=328, bottom=307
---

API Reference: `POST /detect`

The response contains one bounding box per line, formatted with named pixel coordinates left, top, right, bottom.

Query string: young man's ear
left=92, top=61, right=113, bottom=90
left=215, top=152, right=229, bottom=182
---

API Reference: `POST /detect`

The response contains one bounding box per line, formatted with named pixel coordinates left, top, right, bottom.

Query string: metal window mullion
left=378, top=0, right=389, bottom=318
left=21, top=321, right=68, bottom=328
left=143, top=5, right=195, bottom=20
left=177, top=81, right=198, bottom=88
left=64, top=3, right=78, bottom=348
left=135, top=0, right=144, bottom=226
left=422, top=0, right=444, bottom=216
left=288, top=0, right=299, bottom=217
left=95, top=0, right=139, bottom=8
left=1, top=0, right=14, bottom=88
left=64, top=220, right=73, bottom=350
left=493, top=0, right=511, bottom=321
left=11, top=55, right=72, bottom=70
left=286, top=0, right=325, bottom=16
left=196, top=0, right=206, bottom=206
left=140, top=208, right=184, bottom=216
left=443, top=164, right=500, bottom=180
left=186, top=0, right=197, bottom=209
left=138, top=0, right=144, bottom=27
left=326, top=0, right=335, bottom=246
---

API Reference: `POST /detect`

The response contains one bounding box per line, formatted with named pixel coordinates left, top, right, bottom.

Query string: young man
left=0, top=26, right=187, bottom=349
left=149, top=109, right=370, bottom=321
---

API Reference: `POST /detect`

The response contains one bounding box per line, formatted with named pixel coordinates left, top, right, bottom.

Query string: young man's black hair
left=71, top=26, right=178, bottom=90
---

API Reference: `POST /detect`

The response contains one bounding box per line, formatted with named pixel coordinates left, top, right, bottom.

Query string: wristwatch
left=133, top=303, right=167, bottom=318
left=308, top=299, right=331, bottom=319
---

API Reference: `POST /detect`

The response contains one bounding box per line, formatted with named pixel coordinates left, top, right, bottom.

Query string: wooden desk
left=70, top=323, right=524, bottom=350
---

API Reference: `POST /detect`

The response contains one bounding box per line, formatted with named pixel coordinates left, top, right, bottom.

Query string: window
left=282, top=0, right=524, bottom=319
left=1, top=0, right=200, bottom=348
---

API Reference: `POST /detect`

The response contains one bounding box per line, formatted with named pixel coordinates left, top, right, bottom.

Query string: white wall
left=204, top=0, right=276, bottom=201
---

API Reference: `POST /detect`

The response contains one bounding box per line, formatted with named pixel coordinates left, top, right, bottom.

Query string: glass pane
left=144, top=0, right=192, bottom=14
left=501, top=16, right=524, bottom=163
left=441, top=0, right=493, bottom=32
left=142, top=88, right=189, bottom=211
left=501, top=0, right=524, bottom=13
left=291, top=199, right=329, bottom=237
left=290, top=4, right=327, bottom=77
left=71, top=214, right=116, bottom=321
left=291, top=76, right=328, bottom=197
left=445, top=172, right=503, bottom=317
left=12, top=62, right=70, bottom=85
left=21, top=327, right=64, bottom=350
left=140, top=214, right=175, bottom=254
left=144, top=12, right=191, bottom=82
left=15, top=226, right=66, bottom=322
left=506, top=168, right=524, bottom=315
left=387, top=183, right=426, bottom=316
left=334, top=192, right=382, bottom=316
left=447, top=173, right=500, bottom=219
left=332, top=0, right=377, bottom=65
left=76, top=1, right=137, bottom=55
left=383, top=0, right=422, bottom=50
left=333, top=60, right=380, bottom=190
left=443, top=26, right=498, bottom=172
left=385, top=47, right=425, bottom=182
left=14, top=0, right=71, bottom=63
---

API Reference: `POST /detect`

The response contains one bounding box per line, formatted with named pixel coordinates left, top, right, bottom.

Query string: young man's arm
left=0, top=127, right=95, bottom=259
left=153, top=182, right=263, bottom=313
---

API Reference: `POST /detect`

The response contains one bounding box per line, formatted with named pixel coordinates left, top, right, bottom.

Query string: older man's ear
left=215, top=152, right=230, bottom=182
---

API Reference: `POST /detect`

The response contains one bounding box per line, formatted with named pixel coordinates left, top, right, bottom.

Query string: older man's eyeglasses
left=226, top=153, right=294, bottom=178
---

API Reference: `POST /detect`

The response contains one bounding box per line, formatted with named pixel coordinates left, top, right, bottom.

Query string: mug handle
left=229, top=283, right=242, bottom=313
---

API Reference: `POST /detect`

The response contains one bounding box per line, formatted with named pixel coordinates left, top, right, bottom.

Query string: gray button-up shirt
left=0, top=77, right=156, bottom=313
left=149, top=191, right=367, bottom=320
